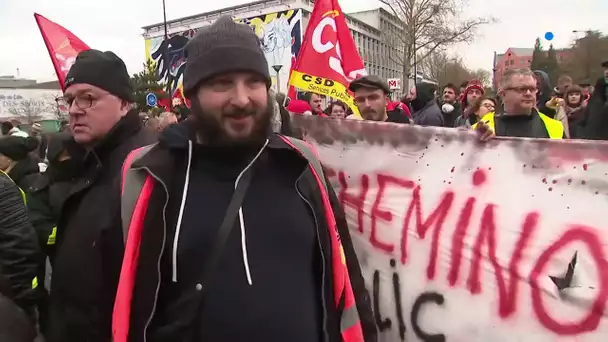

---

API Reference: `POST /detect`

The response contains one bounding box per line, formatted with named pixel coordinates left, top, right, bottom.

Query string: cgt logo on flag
left=288, top=0, right=367, bottom=117
left=311, top=13, right=366, bottom=82
left=55, top=53, right=77, bottom=73
left=34, top=13, right=90, bottom=91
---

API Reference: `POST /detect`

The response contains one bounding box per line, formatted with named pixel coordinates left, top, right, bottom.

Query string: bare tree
left=383, top=0, right=494, bottom=87
left=469, top=69, right=492, bottom=86
left=562, top=31, right=608, bottom=83
left=419, top=50, right=491, bottom=87
left=8, top=96, right=57, bottom=124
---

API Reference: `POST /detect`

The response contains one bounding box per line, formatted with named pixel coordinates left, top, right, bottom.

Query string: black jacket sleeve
left=325, top=174, right=378, bottom=342
left=0, top=176, right=41, bottom=315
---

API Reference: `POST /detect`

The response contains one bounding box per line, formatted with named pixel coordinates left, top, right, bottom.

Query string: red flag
left=288, top=0, right=366, bottom=115
left=34, top=13, right=90, bottom=91
left=172, top=88, right=191, bottom=109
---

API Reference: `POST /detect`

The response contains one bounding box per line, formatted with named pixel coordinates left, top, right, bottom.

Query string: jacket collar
left=65, top=109, right=143, bottom=164
left=132, top=121, right=303, bottom=186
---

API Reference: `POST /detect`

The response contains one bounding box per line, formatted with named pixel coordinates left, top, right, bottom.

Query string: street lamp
left=162, top=0, right=172, bottom=112
left=272, top=65, right=283, bottom=93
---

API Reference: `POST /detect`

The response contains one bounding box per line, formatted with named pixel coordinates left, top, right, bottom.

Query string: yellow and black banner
left=289, top=70, right=361, bottom=118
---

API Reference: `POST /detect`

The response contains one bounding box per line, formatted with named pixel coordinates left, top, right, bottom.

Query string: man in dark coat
left=0, top=170, right=40, bottom=323
left=0, top=135, right=56, bottom=330
left=45, top=50, right=157, bottom=342
left=580, top=74, right=608, bottom=140
left=114, top=16, right=376, bottom=342
left=407, top=82, right=444, bottom=126
left=533, top=70, right=556, bottom=118
left=0, top=272, right=36, bottom=342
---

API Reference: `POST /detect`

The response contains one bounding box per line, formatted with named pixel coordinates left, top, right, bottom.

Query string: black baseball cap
left=348, top=75, right=390, bottom=94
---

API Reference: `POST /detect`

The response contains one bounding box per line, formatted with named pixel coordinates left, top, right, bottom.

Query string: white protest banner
left=292, top=115, right=608, bottom=342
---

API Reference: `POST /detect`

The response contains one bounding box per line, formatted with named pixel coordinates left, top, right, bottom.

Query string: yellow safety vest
left=0, top=170, right=26, bottom=204
left=0, top=169, right=38, bottom=289
left=472, top=112, right=564, bottom=139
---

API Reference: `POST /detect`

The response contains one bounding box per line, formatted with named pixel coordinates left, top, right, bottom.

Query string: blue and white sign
left=146, top=93, right=158, bottom=107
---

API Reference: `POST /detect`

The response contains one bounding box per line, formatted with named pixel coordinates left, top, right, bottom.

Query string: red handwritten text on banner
left=293, top=115, right=608, bottom=341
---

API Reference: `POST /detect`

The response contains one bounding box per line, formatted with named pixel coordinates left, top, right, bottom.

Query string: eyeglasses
left=56, top=93, right=107, bottom=110
left=482, top=103, right=495, bottom=109
left=504, top=86, right=537, bottom=94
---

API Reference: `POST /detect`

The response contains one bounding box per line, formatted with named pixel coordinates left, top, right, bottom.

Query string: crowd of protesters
left=284, top=60, right=608, bottom=141
left=1, top=13, right=608, bottom=342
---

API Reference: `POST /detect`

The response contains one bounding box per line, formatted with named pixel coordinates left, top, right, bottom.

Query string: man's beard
left=190, top=96, right=273, bottom=148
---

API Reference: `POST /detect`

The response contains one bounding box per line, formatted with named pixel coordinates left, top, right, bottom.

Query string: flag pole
left=163, top=0, right=172, bottom=112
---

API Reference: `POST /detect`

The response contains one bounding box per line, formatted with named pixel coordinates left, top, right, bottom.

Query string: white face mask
left=442, top=103, right=455, bottom=113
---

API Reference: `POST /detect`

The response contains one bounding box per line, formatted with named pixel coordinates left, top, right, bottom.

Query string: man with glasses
left=45, top=49, right=156, bottom=342
left=473, top=68, right=565, bottom=139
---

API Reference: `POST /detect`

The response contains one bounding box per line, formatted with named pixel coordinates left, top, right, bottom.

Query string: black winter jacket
left=0, top=292, right=36, bottom=342
left=0, top=171, right=40, bottom=318
left=121, top=121, right=376, bottom=342
left=580, top=77, right=608, bottom=140
left=8, top=157, right=56, bottom=258
left=45, top=110, right=157, bottom=342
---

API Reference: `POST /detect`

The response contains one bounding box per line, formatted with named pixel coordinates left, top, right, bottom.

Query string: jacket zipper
left=136, top=140, right=268, bottom=340
left=132, top=166, right=170, bottom=342
left=295, top=173, right=329, bottom=342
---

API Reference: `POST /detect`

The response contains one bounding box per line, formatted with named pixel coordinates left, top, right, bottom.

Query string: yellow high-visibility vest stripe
left=472, top=112, right=564, bottom=139
left=0, top=170, right=27, bottom=204
left=47, top=227, right=57, bottom=245
left=2, top=171, right=40, bottom=291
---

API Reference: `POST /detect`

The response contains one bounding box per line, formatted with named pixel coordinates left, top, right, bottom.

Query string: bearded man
left=113, top=16, right=376, bottom=342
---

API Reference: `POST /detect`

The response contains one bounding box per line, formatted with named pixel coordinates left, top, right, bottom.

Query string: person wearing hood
left=533, top=70, right=557, bottom=118
left=114, top=16, right=375, bottom=342
left=405, top=82, right=444, bottom=126
left=454, top=80, right=484, bottom=128
left=44, top=49, right=157, bottom=342
left=578, top=61, right=608, bottom=140
left=473, top=68, right=564, bottom=139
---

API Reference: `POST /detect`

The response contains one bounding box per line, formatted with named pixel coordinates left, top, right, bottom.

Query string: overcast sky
left=1, top=0, right=606, bottom=82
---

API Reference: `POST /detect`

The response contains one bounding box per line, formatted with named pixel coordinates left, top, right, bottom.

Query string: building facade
left=493, top=47, right=571, bottom=89
left=0, top=76, right=64, bottom=123
left=142, top=0, right=410, bottom=97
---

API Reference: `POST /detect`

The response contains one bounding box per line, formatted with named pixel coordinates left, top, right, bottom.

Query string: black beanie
left=65, top=49, right=134, bottom=102
left=183, top=15, right=271, bottom=97
left=0, top=136, right=39, bottom=161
